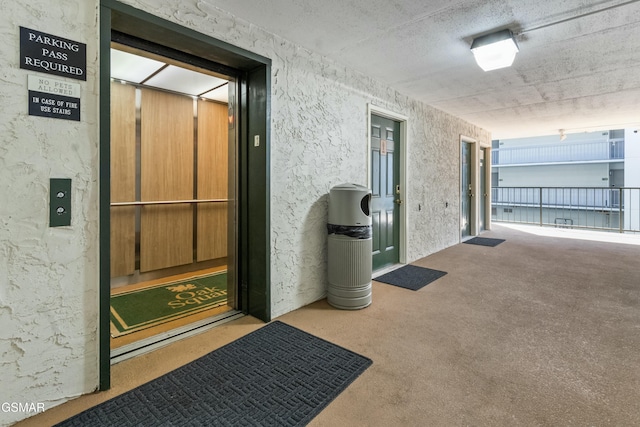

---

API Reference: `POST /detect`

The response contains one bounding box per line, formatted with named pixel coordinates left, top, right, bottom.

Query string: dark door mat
left=463, top=237, right=505, bottom=247
left=374, top=265, right=447, bottom=291
left=55, top=321, right=372, bottom=427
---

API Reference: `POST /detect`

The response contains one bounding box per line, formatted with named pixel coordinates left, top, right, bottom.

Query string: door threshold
left=110, top=310, right=244, bottom=364
left=372, top=263, right=405, bottom=279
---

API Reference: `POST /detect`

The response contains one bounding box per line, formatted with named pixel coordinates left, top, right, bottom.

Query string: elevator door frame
left=100, top=0, right=271, bottom=390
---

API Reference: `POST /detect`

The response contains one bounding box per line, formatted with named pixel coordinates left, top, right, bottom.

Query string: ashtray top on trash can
left=328, top=183, right=371, bottom=227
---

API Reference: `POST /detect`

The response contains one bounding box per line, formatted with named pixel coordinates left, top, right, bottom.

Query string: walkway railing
left=491, top=187, right=640, bottom=232
left=492, top=140, right=624, bottom=165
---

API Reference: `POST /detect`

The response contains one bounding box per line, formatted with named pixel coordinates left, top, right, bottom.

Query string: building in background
left=491, top=129, right=640, bottom=232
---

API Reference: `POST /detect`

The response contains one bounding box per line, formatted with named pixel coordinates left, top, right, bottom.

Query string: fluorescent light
left=110, top=48, right=229, bottom=99
left=144, top=65, right=228, bottom=96
left=110, top=49, right=165, bottom=83
left=470, top=29, right=519, bottom=71
left=201, top=84, right=229, bottom=103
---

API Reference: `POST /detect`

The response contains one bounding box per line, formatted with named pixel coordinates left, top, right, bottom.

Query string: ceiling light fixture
left=470, top=29, right=519, bottom=71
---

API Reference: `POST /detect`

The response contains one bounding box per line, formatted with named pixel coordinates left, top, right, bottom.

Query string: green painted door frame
left=461, top=141, right=472, bottom=239
left=480, top=148, right=486, bottom=232
left=99, top=0, right=271, bottom=390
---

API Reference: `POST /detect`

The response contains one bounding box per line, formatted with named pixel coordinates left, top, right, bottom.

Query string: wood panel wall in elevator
left=109, top=83, right=230, bottom=277
left=140, top=89, right=194, bottom=272
left=196, top=100, right=228, bottom=262
left=110, top=82, right=136, bottom=277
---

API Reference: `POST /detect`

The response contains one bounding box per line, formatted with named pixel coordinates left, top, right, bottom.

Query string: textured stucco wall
left=115, top=0, right=489, bottom=317
left=0, top=1, right=100, bottom=426
left=1, top=1, right=489, bottom=424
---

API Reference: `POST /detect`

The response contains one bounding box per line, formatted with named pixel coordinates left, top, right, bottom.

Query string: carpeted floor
left=16, top=224, right=640, bottom=426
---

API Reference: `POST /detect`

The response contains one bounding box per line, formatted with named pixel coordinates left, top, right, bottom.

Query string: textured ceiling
left=205, top=0, right=640, bottom=139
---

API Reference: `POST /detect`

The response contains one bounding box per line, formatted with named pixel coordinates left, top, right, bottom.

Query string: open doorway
left=100, top=1, right=272, bottom=388
left=108, top=41, right=239, bottom=354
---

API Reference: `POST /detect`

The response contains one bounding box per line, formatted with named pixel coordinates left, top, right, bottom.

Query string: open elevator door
left=108, top=36, right=241, bottom=357
left=100, top=1, right=271, bottom=389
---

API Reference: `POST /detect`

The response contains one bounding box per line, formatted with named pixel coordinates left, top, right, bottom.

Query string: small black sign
left=29, top=91, right=80, bottom=121
left=20, top=27, right=86, bottom=81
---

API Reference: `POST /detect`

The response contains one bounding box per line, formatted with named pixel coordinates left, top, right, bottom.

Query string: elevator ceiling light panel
left=143, top=65, right=228, bottom=96
left=110, top=49, right=165, bottom=84
left=110, top=48, right=229, bottom=99
left=201, top=84, right=229, bottom=103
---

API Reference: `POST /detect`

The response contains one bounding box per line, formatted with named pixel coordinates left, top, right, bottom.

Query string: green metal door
left=480, top=148, right=486, bottom=231
left=371, top=114, right=400, bottom=271
left=461, top=142, right=472, bottom=239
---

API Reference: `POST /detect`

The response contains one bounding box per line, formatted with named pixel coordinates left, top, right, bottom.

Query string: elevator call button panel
left=50, top=178, right=71, bottom=227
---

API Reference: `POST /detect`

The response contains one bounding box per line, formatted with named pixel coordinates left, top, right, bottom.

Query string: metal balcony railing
left=491, top=187, right=640, bottom=233
left=492, top=140, right=625, bottom=166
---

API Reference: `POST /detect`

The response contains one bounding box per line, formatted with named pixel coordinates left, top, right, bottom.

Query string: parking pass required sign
left=20, top=27, right=86, bottom=81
